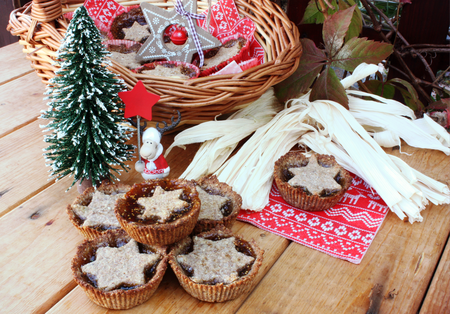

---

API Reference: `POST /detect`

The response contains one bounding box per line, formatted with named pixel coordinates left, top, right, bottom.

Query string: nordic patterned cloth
left=174, top=0, right=206, bottom=67
left=237, top=174, right=389, bottom=264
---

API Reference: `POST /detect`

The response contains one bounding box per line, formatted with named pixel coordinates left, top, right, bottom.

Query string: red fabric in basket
left=84, top=0, right=126, bottom=34
left=237, top=175, right=389, bottom=264
left=198, top=0, right=265, bottom=65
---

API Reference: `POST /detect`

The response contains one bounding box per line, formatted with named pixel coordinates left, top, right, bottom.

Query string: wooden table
left=1, top=42, right=449, bottom=314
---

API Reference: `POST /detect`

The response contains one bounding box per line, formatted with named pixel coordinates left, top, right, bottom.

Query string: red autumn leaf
left=323, top=5, right=355, bottom=57
left=332, top=37, right=393, bottom=72
left=275, top=38, right=326, bottom=102
left=310, top=65, right=349, bottom=108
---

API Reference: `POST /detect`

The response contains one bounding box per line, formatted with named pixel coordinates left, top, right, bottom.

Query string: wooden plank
left=0, top=120, right=53, bottom=217
left=0, top=176, right=82, bottom=314
left=47, top=222, right=289, bottom=314
left=0, top=134, right=231, bottom=314
left=0, top=73, right=47, bottom=137
left=419, top=234, right=450, bottom=313
left=0, top=42, right=33, bottom=84
left=236, top=146, right=450, bottom=314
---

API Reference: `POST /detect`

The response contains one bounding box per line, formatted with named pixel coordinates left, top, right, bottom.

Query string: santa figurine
left=135, top=111, right=181, bottom=180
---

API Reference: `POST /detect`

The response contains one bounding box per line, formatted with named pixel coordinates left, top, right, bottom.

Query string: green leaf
left=310, top=66, right=349, bottom=108
left=323, top=5, right=355, bottom=58
left=388, top=78, right=424, bottom=111
left=332, top=37, right=393, bottom=72
left=275, top=38, right=327, bottom=102
left=339, top=0, right=363, bottom=41
left=364, top=79, right=395, bottom=99
left=301, top=0, right=338, bottom=24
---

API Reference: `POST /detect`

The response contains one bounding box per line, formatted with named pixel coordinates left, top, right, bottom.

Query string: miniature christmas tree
left=41, top=5, right=134, bottom=189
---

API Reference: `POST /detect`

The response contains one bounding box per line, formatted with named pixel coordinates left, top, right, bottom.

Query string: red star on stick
left=119, top=81, right=160, bottom=121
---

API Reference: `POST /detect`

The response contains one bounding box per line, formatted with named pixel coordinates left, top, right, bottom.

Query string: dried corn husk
left=166, top=88, right=282, bottom=179
left=171, top=63, right=450, bottom=222
left=215, top=104, right=314, bottom=210
left=348, top=90, right=450, bottom=154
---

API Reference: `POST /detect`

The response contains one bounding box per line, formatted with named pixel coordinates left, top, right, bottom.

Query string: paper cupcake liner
left=67, top=182, right=131, bottom=240
left=71, top=229, right=168, bottom=310
left=273, top=152, right=353, bottom=211
left=168, top=225, right=264, bottom=303
left=115, top=179, right=201, bottom=246
left=198, top=34, right=251, bottom=77
left=238, top=58, right=259, bottom=72
left=193, top=175, right=242, bottom=234
left=103, top=39, right=142, bottom=50
left=134, top=61, right=200, bottom=79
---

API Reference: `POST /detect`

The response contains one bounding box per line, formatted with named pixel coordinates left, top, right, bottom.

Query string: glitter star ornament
left=288, top=154, right=342, bottom=195
left=81, top=239, right=160, bottom=291
left=137, top=0, right=221, bottom=64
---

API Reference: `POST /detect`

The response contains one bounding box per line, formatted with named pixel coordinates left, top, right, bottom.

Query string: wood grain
left=0, top=120, right=53, bottom=217
left=0, top=176, right=82, bottom=314
left=47, top=222, right=289, bottom=313
left=0, top=43, right=33, bottom=84
left=236, top=146, right=450, bottom=314
left=419, top=231, right=450, bottom=313
left=0, top=73, right=47, bottom=138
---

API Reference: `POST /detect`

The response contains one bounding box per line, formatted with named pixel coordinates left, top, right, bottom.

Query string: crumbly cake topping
left=81, top=239, right=160, bottom=291
left=109, top=51, right=141, bottom=69
left=137, top=186, right=188, bottom=223
left=177, top=236, right=254, bottom=284
left=142, top=65, right=189, bottom=79
left=122, top=21, right=151, bottom=42
left=288, top=154, right=342, bottom=195
left=196, top=186, right=229, bottom=220
left=73, top=191, right=124, bottom=228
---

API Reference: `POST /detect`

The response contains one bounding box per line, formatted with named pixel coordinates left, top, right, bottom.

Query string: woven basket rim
left=8, top=0, right=302, bottom=127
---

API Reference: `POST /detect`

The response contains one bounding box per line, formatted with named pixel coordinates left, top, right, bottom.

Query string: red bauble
left=170, top=29, right=188, bottom=45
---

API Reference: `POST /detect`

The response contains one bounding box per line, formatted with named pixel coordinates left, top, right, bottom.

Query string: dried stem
left=359, top=0, right=447, bottom=105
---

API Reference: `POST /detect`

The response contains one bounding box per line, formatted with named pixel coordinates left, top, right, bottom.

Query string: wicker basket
left=8, top=0, right=301, bottom=128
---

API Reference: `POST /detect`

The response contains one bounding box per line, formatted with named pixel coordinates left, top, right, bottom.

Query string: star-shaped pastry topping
left=137, top=186, right=188, bottom=222
left=196, top=186, right=229, bottom=220
left=177, top=236, right=254, bottom=284
left=81, top=239, right=160, bottom=291
left=73, top=191, right=124, bottom=229
left=137, top=0, right=221, bottom=63
left=118, top=80, right=160, bottom=120
left=122, top=21, right=151, bottom=42
left=288, top=154, right=342, bottom=195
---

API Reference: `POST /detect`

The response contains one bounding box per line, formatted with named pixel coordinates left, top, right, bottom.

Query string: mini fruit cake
left=115, top=178, right=200, bottom=246
left=169, top=225, right=264, bottom=302
left=111, top=8, right=151, bottom=43
left=201, top=37, right=247, bottom=72
left=67, top=182, right=131, bottom=240
left=135, top=61, right=199, bottom=79
left=193, top=175, right=242, bottom=234
left=71, top=229, right=168, bottom=310
left=273, top=152, right=352, bottom=211
left=107, top=43, right=143, bottom=70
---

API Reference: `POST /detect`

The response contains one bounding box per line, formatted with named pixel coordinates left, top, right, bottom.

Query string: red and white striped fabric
left=238, top=175, right=389, bottom=264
